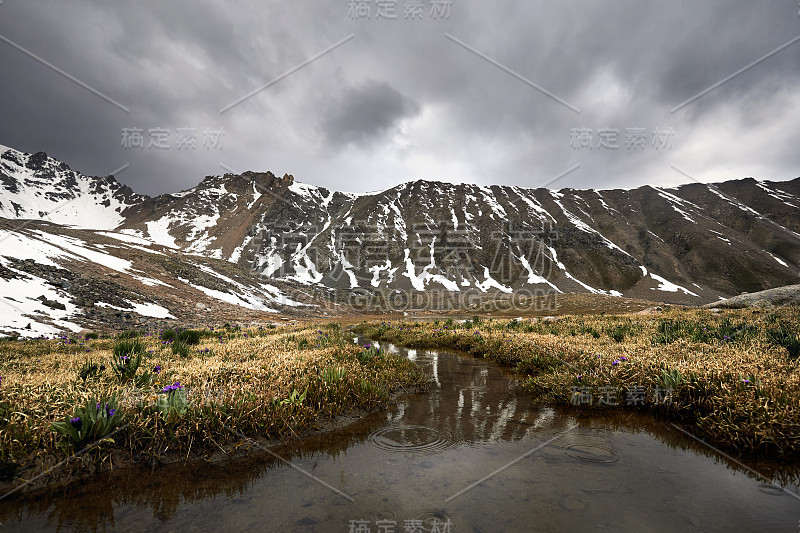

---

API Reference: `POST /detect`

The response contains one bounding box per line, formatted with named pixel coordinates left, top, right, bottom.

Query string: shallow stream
left=2, top=338, right=799, bottom=531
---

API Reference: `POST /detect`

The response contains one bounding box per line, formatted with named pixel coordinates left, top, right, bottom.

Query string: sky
left=0, top=1, right=798, bottom=197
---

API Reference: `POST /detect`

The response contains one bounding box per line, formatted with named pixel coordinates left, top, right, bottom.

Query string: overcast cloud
left=0, top=0, right=798, bottom=196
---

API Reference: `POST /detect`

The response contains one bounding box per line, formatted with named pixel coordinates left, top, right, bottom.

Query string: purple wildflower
left=162, top=382, right=184, bottom=393
left=70, top=417, right=82, bottom=430
left=107, top=408, right=116, bottom=417
left=153, top=365, right=162, bottom=374
left=612, top=360, right=619, bottom=366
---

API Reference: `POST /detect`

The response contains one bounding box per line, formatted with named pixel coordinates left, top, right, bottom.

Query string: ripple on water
left=369, top=425, right=459, bottom=454
left=371, top=510, right=402, bottom=524
left=411, top=509, right=459, bottom=532
left=564, top=444, right=619, bottom=464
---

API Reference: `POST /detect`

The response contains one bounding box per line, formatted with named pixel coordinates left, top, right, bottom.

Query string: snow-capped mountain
left=0, top=146, right=144, bottom=229
left=1, top=144, right=799, bottom=335
left=114, top=154, right=799, bottom=303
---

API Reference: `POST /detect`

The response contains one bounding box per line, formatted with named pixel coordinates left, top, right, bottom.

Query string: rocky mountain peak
left=1, top=143, right=799, bottom=304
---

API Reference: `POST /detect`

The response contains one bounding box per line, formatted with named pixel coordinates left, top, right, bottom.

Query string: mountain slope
left=1, top=144, right=799, bottom=331
left=0, top=218, right=325, bottom=337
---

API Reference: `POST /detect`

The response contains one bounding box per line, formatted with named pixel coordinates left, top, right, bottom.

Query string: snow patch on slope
left=475, top=267, right=512, bottom=293
left=146, top=219, right=178, bottom=248
left=640, top=266, right=698, bottom=296
left=655, top=188, right=698, bottom=223
left=550, top=191, right=631, bottom=256
left=0, top=266, right=83, bottom=337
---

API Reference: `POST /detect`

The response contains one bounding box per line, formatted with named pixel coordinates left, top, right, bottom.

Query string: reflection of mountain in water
left=377, top=342, right=561, bottom=448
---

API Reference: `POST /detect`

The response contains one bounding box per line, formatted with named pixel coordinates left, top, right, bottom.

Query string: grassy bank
left=354, top=305, right=800, bottom=458
left=0, top=323, right=427, bottom=489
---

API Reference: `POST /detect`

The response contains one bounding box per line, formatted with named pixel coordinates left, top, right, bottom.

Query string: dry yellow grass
left=0, top=323, right=427, bottom=487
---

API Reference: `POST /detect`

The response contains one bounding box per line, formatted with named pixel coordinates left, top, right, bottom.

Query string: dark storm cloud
left=0, top=0, right=797, bottom=195
left=321, top=79, right=420, bottom=148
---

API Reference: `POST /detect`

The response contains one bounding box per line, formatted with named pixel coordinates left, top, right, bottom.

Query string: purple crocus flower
left=70, top=417, right=82, bottom=430
left=612, top=360, right=619, bottom=366
left=162, top=382, right=184, bottom=393
left=153, top=365, right=162, bottom=374
left=107, top=408, right=116, bottom=417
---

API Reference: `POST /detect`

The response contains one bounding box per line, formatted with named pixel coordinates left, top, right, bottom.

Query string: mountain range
left=1, top=144, right=798, bottom=336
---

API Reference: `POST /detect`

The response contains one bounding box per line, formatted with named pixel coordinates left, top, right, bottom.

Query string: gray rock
left=703, top=284, right=800, bottom=309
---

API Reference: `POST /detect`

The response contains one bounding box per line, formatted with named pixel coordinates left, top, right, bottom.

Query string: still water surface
left=2, top=338, right=799, bottom=532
